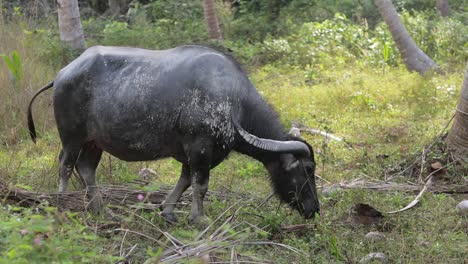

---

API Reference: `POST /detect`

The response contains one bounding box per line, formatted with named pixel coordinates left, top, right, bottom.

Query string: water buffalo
left=28, top=45, right=319, bottom=224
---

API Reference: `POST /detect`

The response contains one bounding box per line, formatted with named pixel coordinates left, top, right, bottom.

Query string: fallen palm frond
left=324, top=179, right=468, bottom=194
left=292, top=124, right=353, bottom=149
left=107, top=199, right=306, bottom=263
left=157, top=203, right=307, bottom=263
left=1, top=180, right=308, bottom=262
left=385, top=163, right=454, bottom=214
left=0, top=181, right=199, bottom=211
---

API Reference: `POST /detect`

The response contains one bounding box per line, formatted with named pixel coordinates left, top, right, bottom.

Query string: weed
left=0, top=50, right=23, bottom=81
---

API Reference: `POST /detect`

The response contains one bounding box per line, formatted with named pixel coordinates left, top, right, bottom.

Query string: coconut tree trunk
left=0, top=0, right=3, bottom=27
left=202, top=0, right=222, bottom=40
left=375, top=0, right=438, bottom=75
left=39, top=0, right=51, bottom=16
left=108, top=0, right=121, bottom=16
left=436, top=0, right=450, bottom=17
left=447, top=61, right=468, bottom=162
left=57, top=0, right=86, bottom=50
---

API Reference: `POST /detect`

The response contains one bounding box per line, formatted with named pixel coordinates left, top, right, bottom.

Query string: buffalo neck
left=233, top=93, right=289, bottom=164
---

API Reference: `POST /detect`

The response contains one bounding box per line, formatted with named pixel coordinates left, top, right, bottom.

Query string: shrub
left=0, top=206, right=118, bottom=263
left=401, top=11, right=468, bottom=66
left=262, top=14, right=395, bottom=68
left=84, top=0, right=208, bottom=50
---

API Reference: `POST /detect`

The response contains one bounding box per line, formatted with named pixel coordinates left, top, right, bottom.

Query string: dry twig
left=389, top=114, right=455, bottom=179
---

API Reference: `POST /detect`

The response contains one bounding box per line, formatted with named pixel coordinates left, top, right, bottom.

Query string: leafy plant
left=0, top=51, right=23, bottom=81
left=0, top=205, right=118, bottom=263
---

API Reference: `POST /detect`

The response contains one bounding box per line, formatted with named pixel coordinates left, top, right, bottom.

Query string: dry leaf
left=430, top=161, right=446, bottom=175
left=348, top=203, right=384, bottom=225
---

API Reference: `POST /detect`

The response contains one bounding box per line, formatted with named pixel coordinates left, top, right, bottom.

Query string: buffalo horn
left=236, top=125, right=311, bottom=157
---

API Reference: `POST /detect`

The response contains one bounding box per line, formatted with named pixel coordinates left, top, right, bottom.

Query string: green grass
left=1, top=61, right=466, bottom=263
left=0, top=17, right=467, bottom=263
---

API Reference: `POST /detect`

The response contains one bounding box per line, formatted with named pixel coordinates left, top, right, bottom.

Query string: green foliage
left=249, top=11, right=466, bottom=72
left=237, top=161, right=264, bottom=179
left=0, top=2, right=467, bottom=262
left=228, top=0, right=380, bottom=41
left=328, top=235, right=345, bottom=261
left=0, top=206, right=118, bottom=263
left=401, top=11, right=468, bottom=66
left=262, top=14, right=398, bottom=70
left=0, top=51, right=23, bottom=81
left=23, top=27, right=75, bottom=69
left=83, top=0, right=208, bottom=50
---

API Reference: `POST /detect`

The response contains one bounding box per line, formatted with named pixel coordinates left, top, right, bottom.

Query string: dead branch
left=0, top=182, right=195, bottom=211
left=293, top=124, right=353, bottom=149
left=386, top=176, right=433, bottom=214
left=327, top=181, right=468, bottom=194
left=385, top=164, right=455, bottom=214
left=298, top=127, right=343, bottom=142
left=389, top=114, right=455, bottom=178
left=280, top=224, right=314, bottom=233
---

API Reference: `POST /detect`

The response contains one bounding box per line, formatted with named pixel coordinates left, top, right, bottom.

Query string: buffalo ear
left=281, top=154, right=300, bottom=171
left=286, top=160, right=300, bottom=171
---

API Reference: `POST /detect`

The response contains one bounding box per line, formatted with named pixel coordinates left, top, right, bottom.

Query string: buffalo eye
left=305, top=164, right=314, bottom=175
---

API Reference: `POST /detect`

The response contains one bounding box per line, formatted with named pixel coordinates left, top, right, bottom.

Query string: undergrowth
left=1, top=60, right=466, bottom=262
left=0, top=8, right=467, bottom=263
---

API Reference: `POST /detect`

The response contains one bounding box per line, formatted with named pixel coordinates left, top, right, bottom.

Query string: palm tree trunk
left=107, top=0, right=122, bottom=16
left=57, top=0, right=86, bottom=50
left=375, top=0, right=438, bottom=75
left=202, top=0, right=222, bottom=40
left=447, top=61, right=468, bottom=162
left=38, top=0, right=51, bottom=16
left=0, top=0, right=3, bottom=27
left=436, top=0, right=450, bottom=17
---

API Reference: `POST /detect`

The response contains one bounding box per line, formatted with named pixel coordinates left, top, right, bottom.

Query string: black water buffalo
left=28, top=45, right=319, bottom=224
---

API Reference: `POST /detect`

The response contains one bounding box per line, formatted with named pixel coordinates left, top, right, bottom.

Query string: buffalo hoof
left=87, top=192, right=104, bottom=214
left=188, top=215, right=209, bottom=227
left=161, top=212, right=178, bottom=224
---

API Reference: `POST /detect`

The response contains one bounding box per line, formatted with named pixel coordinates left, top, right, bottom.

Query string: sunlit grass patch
left=250, top=63, right=461, bottom=182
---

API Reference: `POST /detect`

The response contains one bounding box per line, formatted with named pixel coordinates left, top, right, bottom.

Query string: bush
left=401, top=11, right=468, bottom=66
left=262, top=14, right=396, bottom=69
left=0, top=206, right=117, bottom=263
left=256, top=11, right=466, bottom=71
left=83, top=0, right=208, bottom=50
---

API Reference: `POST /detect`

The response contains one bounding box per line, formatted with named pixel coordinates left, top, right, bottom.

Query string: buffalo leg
left=187, top=139, right=213, bottom=225
left=161, top=164, right=191, bottom=223
left=189, top=167, right=210, bottom=225
left=75, top=143, right=103, bottom=213
left=58, top=145, right=81, bottom=192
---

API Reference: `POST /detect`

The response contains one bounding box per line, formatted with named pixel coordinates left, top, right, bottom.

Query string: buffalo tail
left=28, top=81, right=54, bottom=143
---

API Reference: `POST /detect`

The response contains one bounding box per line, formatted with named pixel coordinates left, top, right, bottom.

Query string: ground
left=0, top=63, right=467, bottom=263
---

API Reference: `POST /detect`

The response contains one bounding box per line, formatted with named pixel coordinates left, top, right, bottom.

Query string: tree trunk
left=202, top=0, right=222, bottom=40
left=108, top=0, right=121, bottom=16
left=106, top=0, right=132, bottom=17
left=39, top=0, right=51, bottom=16
left=57, top=0, right=86, bottom=50
left=436, top=0, right=450, bottom=17
left=375, top=0, right=438, bottom=75
left=447, top=61, right=468, bottom=162
left=0, top=0, right=3, bottom=27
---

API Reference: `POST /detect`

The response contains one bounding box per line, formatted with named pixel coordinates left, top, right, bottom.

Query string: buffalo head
left=236, top=124, right=320, bottom=218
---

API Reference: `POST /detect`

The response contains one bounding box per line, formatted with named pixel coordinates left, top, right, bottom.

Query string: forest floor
left=1, top=64, right=467, bottom=263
